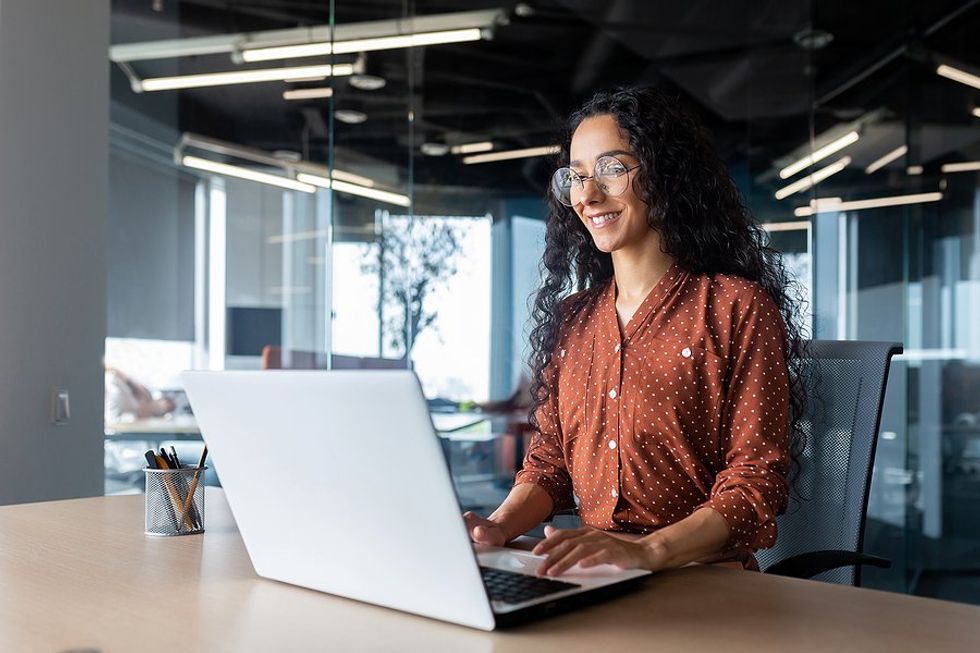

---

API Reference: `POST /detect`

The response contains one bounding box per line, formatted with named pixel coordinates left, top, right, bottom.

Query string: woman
left=464, top=87, right=805, bottom=576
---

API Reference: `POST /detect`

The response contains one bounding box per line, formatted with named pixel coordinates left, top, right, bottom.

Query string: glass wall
left=105, top=0, right=980, bottom=604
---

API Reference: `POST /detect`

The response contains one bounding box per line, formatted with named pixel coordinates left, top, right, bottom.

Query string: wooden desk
left=2, top=490, right=978, bottom=652
left=105, top=415, right=203, bottom=442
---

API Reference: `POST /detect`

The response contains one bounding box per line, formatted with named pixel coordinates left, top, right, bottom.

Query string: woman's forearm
left=640, top=506, right=731, bottom=569
left=488, top=483, right=555, bottom=542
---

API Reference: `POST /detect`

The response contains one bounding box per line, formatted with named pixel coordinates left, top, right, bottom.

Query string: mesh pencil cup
left=144, top=467, right=207, bottom=536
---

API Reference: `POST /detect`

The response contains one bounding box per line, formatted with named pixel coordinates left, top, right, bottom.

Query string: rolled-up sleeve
left=514, top=364, right=575, bottom=517
left=705, top=287, right=791, bottom=550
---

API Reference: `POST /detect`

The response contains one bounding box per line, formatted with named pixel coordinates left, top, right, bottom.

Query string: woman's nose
left=577, top=176, right=605, bottom=205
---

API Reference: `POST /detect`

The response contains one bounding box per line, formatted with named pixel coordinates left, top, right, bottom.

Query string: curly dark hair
left=527, top=86, right=809, bottom=487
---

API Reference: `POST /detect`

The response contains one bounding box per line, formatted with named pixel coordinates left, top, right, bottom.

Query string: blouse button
left=614, top=343, right=621, bottom=353
left=608, top=389, right=617, bottom=399
left=681, top=347, right=692, bottom=358
left=608, top=440, right=617, bottom=450
left=560, top=348, right=566, bottom=358
left=611, top=487, right=618, bottom=498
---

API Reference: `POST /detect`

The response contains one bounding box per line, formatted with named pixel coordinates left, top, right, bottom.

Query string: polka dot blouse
left=515, top=263, right=791, bottom=552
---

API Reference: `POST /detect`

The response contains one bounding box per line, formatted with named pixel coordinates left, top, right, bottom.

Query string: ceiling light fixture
left=283, top=87, right=334, bottom=100
left=241, top=28, right=484, bottom=63
left=936, top=64, right=980, bottom=91
left=138, top=63, right=353, bottom=92
left=463, top=145, right=559, bottom=164
left=793, top=191, right=943, bottom=217
left=761, top=220, right=811, bottom=232
left=349, top=74, right=387, bottom=91
left=420, top=143, right=450, bottom=156
left=296, top=173, right=410, bottom=206
left=335, top=109, right=368, bottom=124
left=864, top=145, right=907, bottom=174
left=973, top=107, right=980, bottom=119
left=181, top=156, right=317, bottom=193
left=941, top=161, right=980, bottom=173
left=450, top=141, right=493, bottom=154
left=907, top=165, right=924, bottom=176
left=778, top=131, right=859, bottom=179
left=774, top=157, right=851, bottom=200
left=177, top=132, right=406, bottom=205
left=330, top=169, right=376, bottom=187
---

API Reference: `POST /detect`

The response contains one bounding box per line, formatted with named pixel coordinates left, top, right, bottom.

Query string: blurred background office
left=0, top=0, right=977, bottom=609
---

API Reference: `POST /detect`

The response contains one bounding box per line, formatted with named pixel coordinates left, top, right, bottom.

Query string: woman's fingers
left=463, top=512, right=505, bottom=545
left=532, top=526, right=586, bottom=555
left=578, top=548, right=614, bottom=568
left=541, top=543, right=592, bottom=576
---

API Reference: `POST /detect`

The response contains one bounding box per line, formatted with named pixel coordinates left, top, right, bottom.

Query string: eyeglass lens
left=551, top=156, right=634, bottom=207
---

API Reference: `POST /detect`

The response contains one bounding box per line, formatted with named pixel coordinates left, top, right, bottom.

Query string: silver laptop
left=182, top=370, right=650, bottom=630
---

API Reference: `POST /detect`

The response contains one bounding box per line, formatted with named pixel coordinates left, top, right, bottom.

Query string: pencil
left=156, top=454, right=195, bottom=531
left=178, top=446, right=208, bottom=531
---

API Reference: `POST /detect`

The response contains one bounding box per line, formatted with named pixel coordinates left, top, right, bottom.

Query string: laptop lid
left=182, top=370, right=496, bottom=631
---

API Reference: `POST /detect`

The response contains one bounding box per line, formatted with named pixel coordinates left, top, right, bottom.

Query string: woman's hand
left=463, top=511, right=509, bottom=546
left=533, top=525, right=666, bottom=577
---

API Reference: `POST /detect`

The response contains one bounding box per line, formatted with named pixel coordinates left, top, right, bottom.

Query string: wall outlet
left=50, top=389, right=70, bottom=425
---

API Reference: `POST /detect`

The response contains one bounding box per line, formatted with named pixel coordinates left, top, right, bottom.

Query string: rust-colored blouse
left=515, top=263, right=791, bottom=552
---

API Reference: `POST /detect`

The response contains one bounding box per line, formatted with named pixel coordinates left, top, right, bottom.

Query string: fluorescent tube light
left=182, top=156, right=316, bottom=193
left=941, top=161, right=980, bottom=173
left=936, top=64, right=980, bottom=91
left=864, top=145, right=907, bottom=174
left=463, top=145, right=559, bottom=164
left=793, top=191, right=943, bottom=217
left=973, top=107, right=980, bottom=118
left=907, top=165, right=923, bottom=176
left=761, top=221, right=811, bottom=232
left=774, top=157, right=851, bottom=200
left=450, top=141, right=493, bottom=154
left=242, top=28, right=484, bottom=62
left=283, top=87, right=334, bottom=100
left=779, top=131, right=859, bottom=179
left=139, top=63, right=353, bottom=92
left=329, top=169, right=376, bottom=187
left=296, top=173, right=410, bottom=207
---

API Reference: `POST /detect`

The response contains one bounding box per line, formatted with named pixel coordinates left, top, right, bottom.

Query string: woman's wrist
left=486, top=511, right=518, bottom=542
left=640, top=532, right=671, bottom=570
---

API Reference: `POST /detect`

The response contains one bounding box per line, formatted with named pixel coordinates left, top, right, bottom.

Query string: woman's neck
left=611, top=233, right=675, bottom=303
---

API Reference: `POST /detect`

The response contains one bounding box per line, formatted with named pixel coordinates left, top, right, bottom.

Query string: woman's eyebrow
left=568, top=149, right=636, bottom=167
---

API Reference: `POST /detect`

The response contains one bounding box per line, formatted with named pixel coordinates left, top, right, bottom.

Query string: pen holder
left=144, top=467, right=208, bottom=536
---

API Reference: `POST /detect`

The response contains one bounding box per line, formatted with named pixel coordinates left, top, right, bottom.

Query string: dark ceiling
left=111, top=0, right=980, bottom=213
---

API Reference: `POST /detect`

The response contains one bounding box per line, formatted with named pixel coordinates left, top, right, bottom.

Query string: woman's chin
left=591, top=236, right=620, bottom=254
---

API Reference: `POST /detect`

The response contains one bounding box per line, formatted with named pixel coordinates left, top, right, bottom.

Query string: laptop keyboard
left=480, top=566, right=581, bottom=605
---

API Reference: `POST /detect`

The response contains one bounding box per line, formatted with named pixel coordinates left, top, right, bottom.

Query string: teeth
left=590, top=212, right=620, bottom=225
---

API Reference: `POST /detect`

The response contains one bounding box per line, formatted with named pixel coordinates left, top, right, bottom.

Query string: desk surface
left=3, top=490, right=979, bottom=652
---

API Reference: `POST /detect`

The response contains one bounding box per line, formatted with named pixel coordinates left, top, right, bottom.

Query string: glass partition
left=105, top=0, right=980, bottom=606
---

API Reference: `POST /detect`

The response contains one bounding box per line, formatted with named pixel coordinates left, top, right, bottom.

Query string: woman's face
left=568, top=114, right=652, bottom=255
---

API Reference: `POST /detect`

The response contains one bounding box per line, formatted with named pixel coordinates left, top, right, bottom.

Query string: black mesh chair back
left=756, top=340, right=902, bottom=585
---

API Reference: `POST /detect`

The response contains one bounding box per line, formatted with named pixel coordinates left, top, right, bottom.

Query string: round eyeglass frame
left=551, top=155, right=641, bottom=207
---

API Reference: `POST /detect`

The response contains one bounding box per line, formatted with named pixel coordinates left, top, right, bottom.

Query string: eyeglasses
left=551, top=155, right=640, bottom=207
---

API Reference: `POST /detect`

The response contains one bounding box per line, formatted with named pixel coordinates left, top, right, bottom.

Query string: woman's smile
left=586, top=210, right=622, bottom=229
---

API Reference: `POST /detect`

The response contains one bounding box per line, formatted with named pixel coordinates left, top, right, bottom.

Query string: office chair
left=757, top=340, right=903, bottom=586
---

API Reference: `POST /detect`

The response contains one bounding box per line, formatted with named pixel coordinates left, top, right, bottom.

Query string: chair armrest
left=764, top=550, right=891, bottom=579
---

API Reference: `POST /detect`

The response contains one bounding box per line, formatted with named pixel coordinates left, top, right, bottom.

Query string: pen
left=146, top=451, right=182, bottom=531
